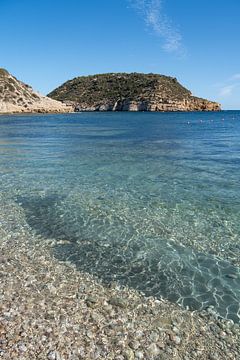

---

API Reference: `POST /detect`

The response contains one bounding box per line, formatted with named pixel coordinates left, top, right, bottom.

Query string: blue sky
left=0, top=0, right=239, bottom=109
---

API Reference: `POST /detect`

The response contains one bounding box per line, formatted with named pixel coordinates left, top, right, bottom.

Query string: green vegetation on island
left=48, top=72, right=221, bottom=112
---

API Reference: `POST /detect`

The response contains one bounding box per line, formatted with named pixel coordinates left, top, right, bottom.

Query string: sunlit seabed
left=0, top=111, right=240, bottom=322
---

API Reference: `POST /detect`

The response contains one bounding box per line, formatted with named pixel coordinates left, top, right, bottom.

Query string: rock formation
left=48, top=72, right=221, bottom=112
left=0, top=68, right=72, bottom=114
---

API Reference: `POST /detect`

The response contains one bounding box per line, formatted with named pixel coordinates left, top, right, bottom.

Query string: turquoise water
left=0, top=111, right=240, bottom=322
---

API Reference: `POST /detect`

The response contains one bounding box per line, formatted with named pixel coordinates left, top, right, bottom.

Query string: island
left=48, top=72, right=221, bottom=112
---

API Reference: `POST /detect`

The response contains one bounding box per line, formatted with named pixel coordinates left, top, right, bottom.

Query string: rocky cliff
left=0, top=68, right=72, bottom=114
left=48, top=73, right=221, bottom=112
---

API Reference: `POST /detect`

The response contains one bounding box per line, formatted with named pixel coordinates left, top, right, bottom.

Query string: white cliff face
left=0, top=69, right=73, bottom=114
left=75, top=98, right=221, bottom=112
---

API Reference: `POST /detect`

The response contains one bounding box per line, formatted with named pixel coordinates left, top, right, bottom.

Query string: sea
left=0, top=111, right=239, bottom=322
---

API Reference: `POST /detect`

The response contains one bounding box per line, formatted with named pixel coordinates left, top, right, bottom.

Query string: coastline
left=0, top=111, right=76, bottom=118
left=0, top=194, right=240, bottom=359
left=0, top=109, right=223, bottom=117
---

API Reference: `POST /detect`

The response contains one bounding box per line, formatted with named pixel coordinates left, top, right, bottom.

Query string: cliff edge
left=48, top=72, right=221, bottom=112
left=0, top=69, right=72, bottom=114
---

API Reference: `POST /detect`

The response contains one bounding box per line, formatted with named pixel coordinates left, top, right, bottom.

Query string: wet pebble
left=149, top=331, right=159, bottom=342
left=109, top=297, right=127, bottom=308
left=172, top=326, right=180, bottom=334
left=124, top=347, right=135, bottom=360
left=47, top=350, right=60, bottom=360
left=209, top=354, right=219, bottom=360
left=17, top=343, right=27, bottom=352
left=147, top=343, right=160, bottom=357
left=170, top=334, right=181, bottom=345
left=129, top=340, right=140, bottom=350
left=135, top=350, right=144, bottom=359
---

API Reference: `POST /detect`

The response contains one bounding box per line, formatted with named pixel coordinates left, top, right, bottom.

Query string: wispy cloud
left=129, top=0, right=184, bottom=55
left=231, top=73, right=240, bottom=81
left=219, top=85, right=236, bottom=97
left=218, top=73, right=240, bottom=98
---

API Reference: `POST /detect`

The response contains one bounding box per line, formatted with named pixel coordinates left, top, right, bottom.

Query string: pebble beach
left=1, top=195, right=240, bottom=360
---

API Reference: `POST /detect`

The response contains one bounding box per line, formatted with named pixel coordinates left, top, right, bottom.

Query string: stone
left=170, top=334, right=181, bottom=345
left=129, top=340, right=140, bottom=350
left=86, top=295, right=98, bottom=308
left=124, top=348, right=135, bottom=360
left=86, top=295, right=98, bottom=303
left=17, top=343, right=27, bottom=352
left=157, top=341, right=165, bottom=349
left=150, top=331, right=159, bottom=342
left=135, top=351, right=144, bottom=359
left=134, top=330, right=144, bottom=339
left=208, top=354, right=219, bottom=360
left=0, top=325, right=5, bottom=335
left=109, top=297, right=127, bottom=308
left=47, top=350, right=61, bottom=360
left=47, top=351, right=57, bottom=360
left=172, top=326, right=180, bottom=334
left=147, top=343, right=160, bottom=357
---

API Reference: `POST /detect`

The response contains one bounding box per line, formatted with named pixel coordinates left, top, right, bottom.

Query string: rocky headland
left=0, top=68, right=72, bottom=114
left=0, top=70, right=221, bottom=114
left=48, top=72, right=221, bottom=112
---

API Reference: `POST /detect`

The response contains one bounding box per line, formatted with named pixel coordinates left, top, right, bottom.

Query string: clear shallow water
left=0, top=111, right=240, bottom=322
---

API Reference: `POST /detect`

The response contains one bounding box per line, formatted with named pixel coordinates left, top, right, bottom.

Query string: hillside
left=0, top=69, right=72, bottom=114
left=48, top=72, right=221, bottom=112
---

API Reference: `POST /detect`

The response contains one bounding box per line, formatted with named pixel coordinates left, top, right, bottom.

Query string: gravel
left=0, top=197, right=240, bottom=359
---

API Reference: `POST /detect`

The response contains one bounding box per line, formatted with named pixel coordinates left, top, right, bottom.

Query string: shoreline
left=0, top=109, right=229, bottom=117
left=0, top=195, right=240, bottom=359
left=0, top=111, right=75, bottom=116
